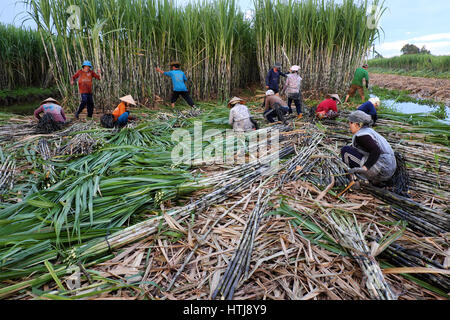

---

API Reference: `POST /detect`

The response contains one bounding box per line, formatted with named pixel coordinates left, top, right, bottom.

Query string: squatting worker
left=263, top=90, right=290, bottom=124
left=316, top=94, right=341, bottom=120
left=344, top=64, right=369, bottom=103
left=357, top=97, right=380, bottom=125
left=71, top=60, right=101, bottom=119
left=155, top=61, right=197, bottom=108
left=228, top=97, right=255, bottom=132
left=281, top=65, right=303, bottom=119
left=341, top=110, right=396, bottom=186
left=113, top=95, right=136, bottom=127
left=265, top=62, right=287, bottom=95
left=34, top=97, right=66, bottom=123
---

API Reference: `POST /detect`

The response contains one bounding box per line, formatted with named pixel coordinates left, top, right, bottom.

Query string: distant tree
left=401, top=43, right=420, bottom=55
left=420, top=45, right=431, bottom=55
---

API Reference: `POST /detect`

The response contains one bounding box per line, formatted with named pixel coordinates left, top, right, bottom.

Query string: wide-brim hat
left=169, top=61, right=181, bottom=66
left=265, top=90, right=275, bottom=96
left=290, top=65, right=300, bottom=72
left=327, top=93, right=341, bottom=104
left=119, top=95, right=137, bottom=106
left=41, top=97, right=60, bottom=105
left=274, top=62, right=282, bottom=69
left=227, top=96, right=245, bottom=107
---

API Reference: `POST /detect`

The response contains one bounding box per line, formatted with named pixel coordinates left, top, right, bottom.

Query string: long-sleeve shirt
left=358, top=101, right=377, bottom=124
left=353, top=135, right=380, bottom=169
left=71, top=69, right=101, bottom=94
left=163, top=70, right=188, bottom=92
left=283, top=73, right=302, bottom=95
left=316, top=99, right=338, bottom=113
left=34, top=103, right=66, bottom=123
left=229, top=103, right=253, bottom=132
left=265, top=69, right=287, bottom=92
left=264, top=95, right=287, bottom=112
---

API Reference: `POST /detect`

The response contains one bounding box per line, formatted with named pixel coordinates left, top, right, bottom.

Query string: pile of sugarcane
left=0, top=155, right=15, bottom=196
left=36, top=113, right=63, bottom=134
left=56, top=132, right=100, bottom=157
left=362, top=185, right=449, bottom=237
left=212, top=190, right=271, bottom=300
left=37, top=138, right=56, bottom=183
left=322, top=211, right=396, bottom=300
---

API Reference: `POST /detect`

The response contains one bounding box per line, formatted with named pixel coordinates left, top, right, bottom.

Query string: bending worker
left=357, top=97, right=380, bottom=125
left=34, top=97, right=66, bottom=124
left=263, top=90, right=290, bottom=124
left=341, top=110, right=396, bottom=186
left=228, top=97, right=256, bottom=132
left=344, top=64, right=369, bottom=103
left=315, top=94, right=341, bottom=119
left=112, top=95, right=136, bottom=127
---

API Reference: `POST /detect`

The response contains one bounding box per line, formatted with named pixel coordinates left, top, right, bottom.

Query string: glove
left=348, top=167, right=368, bottom=174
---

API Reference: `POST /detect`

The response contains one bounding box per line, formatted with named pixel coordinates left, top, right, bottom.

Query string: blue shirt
left=265, top=69, right=286, bottom=92
left=163, top=70, right=188, bottom=92
left=358, top=101, right=378, bottom=124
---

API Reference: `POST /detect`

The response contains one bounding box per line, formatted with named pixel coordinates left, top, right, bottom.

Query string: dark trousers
left=341, top=145, right=364, bottom=168
left=287, top=93, right=302, bottom=115
left=171, top=91, right=195, bottom=107
left=77, top=93, right=94, bottom=117
left=264, top=105, right=289, bottom=123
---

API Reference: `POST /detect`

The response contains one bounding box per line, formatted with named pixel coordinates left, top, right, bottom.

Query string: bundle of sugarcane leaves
left=274, top=202, right=449, bottom=299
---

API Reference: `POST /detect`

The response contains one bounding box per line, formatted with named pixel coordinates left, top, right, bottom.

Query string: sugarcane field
left=1, top=0, right=449, bottom=304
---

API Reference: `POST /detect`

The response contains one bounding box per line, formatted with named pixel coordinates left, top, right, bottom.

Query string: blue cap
left=82, top=60, right=93, bottom=68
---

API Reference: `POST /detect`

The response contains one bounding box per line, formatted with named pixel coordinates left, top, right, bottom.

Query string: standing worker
left=357, top=97, right=380, bottom=125
left=341, top=110, right=396, bottom=186
left=71, top=60, right=101, bottom=119
left=112, top=95, right=137, bottom=127
left=155, top=61, right=197, bottom=109
left=344, top=64, right=369, bottom=103
left=265, top=62, right=287, bottom=95
left=281, top=65, right=303, bottom=119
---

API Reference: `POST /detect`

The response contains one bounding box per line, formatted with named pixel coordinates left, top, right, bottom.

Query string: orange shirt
left=112, top=102, right=126, bottom=121
left=71, top=69, right=100, bottom=94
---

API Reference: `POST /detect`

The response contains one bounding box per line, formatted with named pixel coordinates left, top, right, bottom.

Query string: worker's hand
left=265, top=85, right=269, bottom=89
left=70, top=79, right=74, bottom=85
left=347, top=167, right=368, bottom=174
left=97, top=68, right=101, bottom=74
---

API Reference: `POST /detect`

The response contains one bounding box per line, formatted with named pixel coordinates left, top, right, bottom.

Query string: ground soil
left=370, top=73, right=450, bottom=105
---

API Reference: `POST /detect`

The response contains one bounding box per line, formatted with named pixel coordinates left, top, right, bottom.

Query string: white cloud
left=377, top=33, right=450, bottom=57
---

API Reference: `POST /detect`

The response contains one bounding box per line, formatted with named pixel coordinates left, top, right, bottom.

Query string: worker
left=71, top=60, right=101, bottom=119
left=263, top=90, right=290, bottom=124
left=265, top=62, right=287, bottom=95
left=228, top=97, right=256, bottom=132
left=344, top=64, right=369, bottom=103
left=281, top=65, right=303, bottom=119
left=112, top=95, right=136, bottom=127
left=357, top=97, right=380, bottom=125
left=34, top=97, right=66, bottom=123
left=315, top=94, right=341, bottom=119
left=155, top=61, right=197, bottom=108
left=341, top=110, right=396, bottom=186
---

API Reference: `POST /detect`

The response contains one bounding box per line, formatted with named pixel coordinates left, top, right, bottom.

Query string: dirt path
left=369, top=73, right=450, bottom=105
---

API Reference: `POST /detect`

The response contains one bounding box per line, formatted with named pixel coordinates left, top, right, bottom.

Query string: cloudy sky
left=1, top=0, right=449, bottom=57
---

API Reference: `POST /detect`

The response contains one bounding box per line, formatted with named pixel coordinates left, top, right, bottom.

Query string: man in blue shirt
left=357, top=97, right=380, bottom=125
left=265, top=62, right=287, bottom=94
left=156, top=61, right=197, bottom=108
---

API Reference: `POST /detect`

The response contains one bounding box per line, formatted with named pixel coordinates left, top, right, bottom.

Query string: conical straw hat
left=227, top=96, right=244, bottom=107
left=119, top=95, right=136, bottom=106
left=327, top=94, right=341, bottom=104
left=41, top=97, right=60, bottom=105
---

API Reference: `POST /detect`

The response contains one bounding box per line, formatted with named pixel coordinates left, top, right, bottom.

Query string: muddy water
left=0, top=101, right=41, bottom=115
left=382, top=99, right=450, bottom=124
